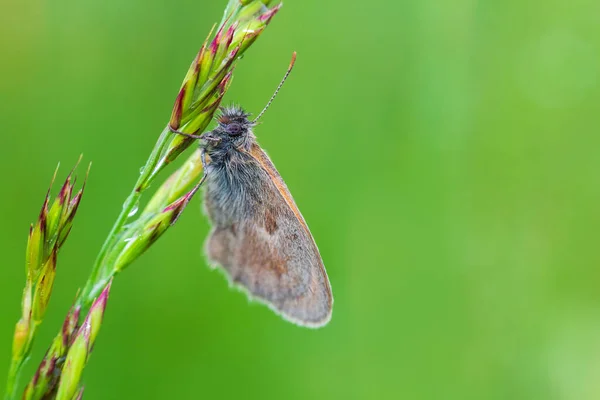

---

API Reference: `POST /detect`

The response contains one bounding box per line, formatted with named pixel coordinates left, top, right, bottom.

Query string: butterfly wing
left=204, top=143, right=333, bottom=327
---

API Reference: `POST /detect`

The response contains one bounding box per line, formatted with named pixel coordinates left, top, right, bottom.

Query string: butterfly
left=171, top=53, right=333, bottom=327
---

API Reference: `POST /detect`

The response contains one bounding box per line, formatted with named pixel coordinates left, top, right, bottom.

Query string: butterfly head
left=216, top=106, right=255, bottom=137
left=201, top=106, right=256, bottom=157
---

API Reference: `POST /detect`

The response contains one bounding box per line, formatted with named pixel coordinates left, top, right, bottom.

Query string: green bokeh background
left=2, top=0, right=600, bottom=399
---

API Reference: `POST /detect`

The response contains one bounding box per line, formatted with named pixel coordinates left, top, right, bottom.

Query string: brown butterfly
left=172, top=53, right=333, bottom=327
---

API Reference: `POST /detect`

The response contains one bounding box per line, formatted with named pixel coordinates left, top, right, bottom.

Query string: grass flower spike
left=113, top=173, right=202, bottom=272
left=6, top=162, right=88, bottom=400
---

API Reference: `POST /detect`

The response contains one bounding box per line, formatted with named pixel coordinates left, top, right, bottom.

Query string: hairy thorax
left=203, top=148, right=270, bottom=228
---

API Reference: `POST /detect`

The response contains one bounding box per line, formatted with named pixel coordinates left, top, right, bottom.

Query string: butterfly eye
left=227, top=123, right=243, bottom=136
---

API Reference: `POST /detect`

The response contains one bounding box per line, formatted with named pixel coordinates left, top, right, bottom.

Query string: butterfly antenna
left=253, top=52, right=297, bottom=123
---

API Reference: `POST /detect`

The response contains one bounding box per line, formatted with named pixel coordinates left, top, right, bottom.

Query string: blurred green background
left=2, top=0, right=600, bottom=399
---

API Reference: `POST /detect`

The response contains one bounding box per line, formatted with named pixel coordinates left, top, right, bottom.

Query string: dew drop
left=127, top=202, right=140, bottom=218
left=123, top=236, right=137, bottom=243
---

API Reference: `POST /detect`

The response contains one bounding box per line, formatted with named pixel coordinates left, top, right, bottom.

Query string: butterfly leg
left=168, top=126, right=204, bottom=139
